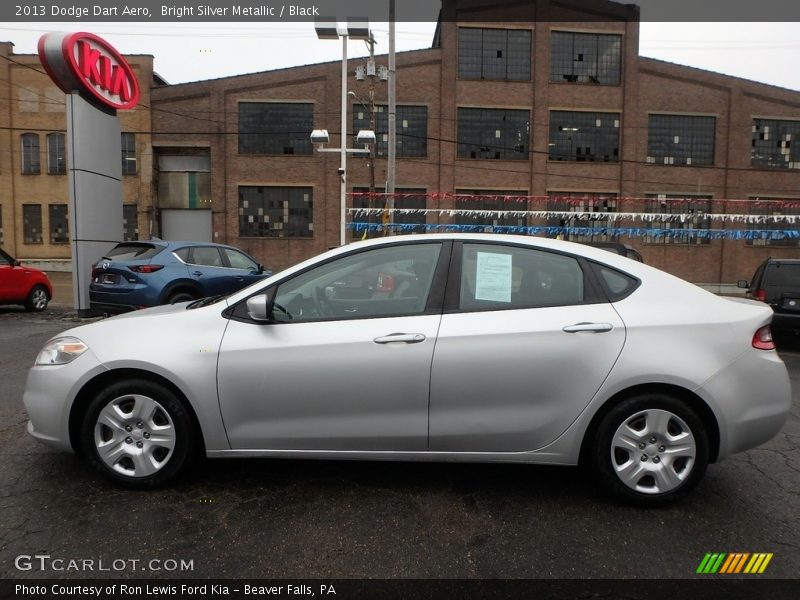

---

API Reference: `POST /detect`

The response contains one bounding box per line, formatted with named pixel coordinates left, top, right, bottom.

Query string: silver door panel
left=429, top=303, right=625, bottom=452
left=217, top=315, right=441, bottom=450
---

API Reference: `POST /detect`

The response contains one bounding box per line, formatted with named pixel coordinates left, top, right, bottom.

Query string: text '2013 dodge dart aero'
left=23, top=234, right=791, bottom=505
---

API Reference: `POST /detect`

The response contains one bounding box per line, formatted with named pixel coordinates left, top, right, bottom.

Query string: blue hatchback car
left=90, top=240, right=271, bottom=313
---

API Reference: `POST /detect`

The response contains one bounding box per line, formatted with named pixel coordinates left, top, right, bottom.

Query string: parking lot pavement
left=1, top=309, right=799, bottom=580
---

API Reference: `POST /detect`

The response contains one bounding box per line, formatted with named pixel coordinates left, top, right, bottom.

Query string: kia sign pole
left=38, top=32, right=139, bottom=316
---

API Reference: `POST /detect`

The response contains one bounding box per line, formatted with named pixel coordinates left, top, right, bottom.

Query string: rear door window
left=190, top=247, right=225, bottom=267
left=459, top=243, right=587, bottom=311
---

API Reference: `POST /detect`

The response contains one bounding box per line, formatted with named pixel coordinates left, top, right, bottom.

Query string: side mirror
left=257, top=264, right=265, bottom=275
left=14, top=259, right=22, bottom=267
left=736, top=280, right=749, bottom=289
left=246, top=295, right=271, bottom=322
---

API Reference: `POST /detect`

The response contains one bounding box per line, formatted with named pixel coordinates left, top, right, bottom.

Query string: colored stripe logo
left=696, top=552, right=773, bottom=574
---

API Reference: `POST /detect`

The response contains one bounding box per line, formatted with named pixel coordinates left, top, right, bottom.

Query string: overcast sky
left=1, top=21, right=798, bottom=91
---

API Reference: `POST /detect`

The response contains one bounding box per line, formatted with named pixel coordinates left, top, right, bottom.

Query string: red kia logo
left=38, top=32, right=140, bottom=111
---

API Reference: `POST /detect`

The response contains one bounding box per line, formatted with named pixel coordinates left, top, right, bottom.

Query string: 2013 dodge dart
left=23, top=234, right=791, bottom=505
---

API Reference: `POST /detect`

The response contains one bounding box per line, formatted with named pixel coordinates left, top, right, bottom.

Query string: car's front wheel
left=591, top=393, right=709, bottom=506
left=80, top=379, right=196, bottom=489
left=25, top=285, right=49, bottom=312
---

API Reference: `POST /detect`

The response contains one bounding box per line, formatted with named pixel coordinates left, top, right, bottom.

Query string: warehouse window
left=121, top=133, right=137, bottom=174
left=123, top=204, right=139, bottom=241
left=23, top=204, right=43, bottom=244
left=550, top=31, right=621, bottom=85
left=353, top=187, right=427, bottom=234
left=49, top=204, right=69, bottom=244
left=353, top=105, right=427, bottom=157
left=47, top=133, right=66, bottom=175
left=239, top=186, right=313, bottom=238
left=457, top=108, right=530, bottom=160
left=646, top=115, right=715, bottom=166
left=21, top=133, right=40, bottom=174
left=751, top=119, right=800, bottom=169
left=458, top=27, right=531, bottom=81
left=239, top=102, right=313, bottom=155
left=455, top=190, right=529, bottom=230
left=549, top=111, right=620, bottom=162
left=547, top=192, right=618, bottom=242
left=644, top=194, right=711, bottom=245
left=746, top=196, right=800, bottom=248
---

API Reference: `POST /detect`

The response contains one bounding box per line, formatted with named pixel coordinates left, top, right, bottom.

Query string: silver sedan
left=23, top=234, right=791, bottom=505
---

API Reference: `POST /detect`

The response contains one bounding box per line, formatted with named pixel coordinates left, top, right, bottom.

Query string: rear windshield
left=767, top=263, right=800, bottom=287
left=105, top=243, right=163, bottom=261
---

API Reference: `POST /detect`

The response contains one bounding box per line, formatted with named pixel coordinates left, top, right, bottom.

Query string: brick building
left=10, top=0, right=796, bottom=285
left=0, top=41, right=158, bottom=269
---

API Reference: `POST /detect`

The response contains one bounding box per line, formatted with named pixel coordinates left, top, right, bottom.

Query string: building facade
left=0, top=41, right=157, bottom=268
left=7, top=0, right=800, bottom=286
left=150, top=2, right=800, bottom=284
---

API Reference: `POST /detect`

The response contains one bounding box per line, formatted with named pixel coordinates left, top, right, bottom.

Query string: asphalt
left=0, top=306, right=798, bottom=580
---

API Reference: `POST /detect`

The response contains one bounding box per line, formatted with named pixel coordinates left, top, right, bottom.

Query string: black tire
left=25, top=285, right=50, bottom=312
left=590, top=393, right=709, bottom=506
left=167, top=291, right=197, bottom=304
left=79, top=379, right=196, bottom=489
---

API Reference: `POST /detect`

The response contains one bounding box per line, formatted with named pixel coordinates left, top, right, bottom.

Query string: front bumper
left=698, top=348, right=792, bottom=460
left=23, top=350, right=106, bottom=453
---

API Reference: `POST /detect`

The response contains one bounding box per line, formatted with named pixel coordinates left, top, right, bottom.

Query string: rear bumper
left=89, top=288, right=157, bottom=313
left=698, top=348, right=791, bottom=460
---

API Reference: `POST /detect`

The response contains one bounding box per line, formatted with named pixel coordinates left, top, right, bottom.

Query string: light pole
left=314, top=18, right=371, bottom=246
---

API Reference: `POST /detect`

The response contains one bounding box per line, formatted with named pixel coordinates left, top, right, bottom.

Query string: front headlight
left=35, top=337, right=88, bottom=366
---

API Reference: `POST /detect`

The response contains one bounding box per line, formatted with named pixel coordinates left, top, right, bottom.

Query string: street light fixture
left=314, top=17, right=371, bottom=247
left=310, top=129, right=330, bottom=145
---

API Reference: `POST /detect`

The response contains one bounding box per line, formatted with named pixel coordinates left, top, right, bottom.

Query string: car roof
left=766, top=258, right=800, bottom=264
left=308, top=233, right=649, bottom=274
left=119, top=240, right=241, bottom=251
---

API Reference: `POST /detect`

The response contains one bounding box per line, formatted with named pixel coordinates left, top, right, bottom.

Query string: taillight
left=128, top=265, right=164, bottom=274
left=752, top=325, right=775, bottom=351
left=754, top=289, right=767, bottom=302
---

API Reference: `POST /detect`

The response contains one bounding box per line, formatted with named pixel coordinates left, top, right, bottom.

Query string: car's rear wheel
left=591, top=393, right=709, bottom=506
left=25, top=285, right=49, bottom=312
left=167, top=291, right=197, bottom=304
left=80, top=379, right=195, bottom=489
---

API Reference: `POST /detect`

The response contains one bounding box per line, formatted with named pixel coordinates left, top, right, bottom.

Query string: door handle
left=373, top=333, right=426, bottom=344
left=562, top=322, right=613, bottom=333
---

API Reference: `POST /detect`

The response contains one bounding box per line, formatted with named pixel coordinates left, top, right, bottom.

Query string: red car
left=0, top=248, right=53, bottom=311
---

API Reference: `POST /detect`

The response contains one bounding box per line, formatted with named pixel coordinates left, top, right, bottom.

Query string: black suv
left=739, top=258, right=800, bottom=333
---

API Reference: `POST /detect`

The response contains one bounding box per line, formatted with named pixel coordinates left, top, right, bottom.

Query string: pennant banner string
left=347, top=207, right=800, bottom=224
left=347, top=192, right=800, bottom=209
left=347, top=222, right=800, bottom=241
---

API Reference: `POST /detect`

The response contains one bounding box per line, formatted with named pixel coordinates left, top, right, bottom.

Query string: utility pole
left=366, top=33, right=377, bottom=197
left=386, top=0, right=396, bottom=235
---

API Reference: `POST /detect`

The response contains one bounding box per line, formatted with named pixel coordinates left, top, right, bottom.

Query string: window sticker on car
left=475, top=252, right=513, bottom=303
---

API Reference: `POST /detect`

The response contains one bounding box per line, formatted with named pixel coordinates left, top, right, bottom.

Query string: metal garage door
left=161, top=209, right=212, bottom=242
